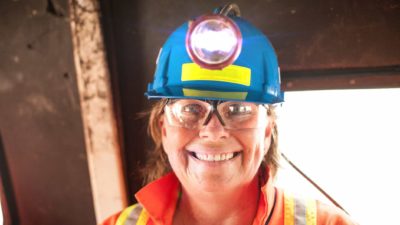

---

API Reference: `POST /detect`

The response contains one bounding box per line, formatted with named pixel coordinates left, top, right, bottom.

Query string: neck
left=174, top=176, right=260, bottom=225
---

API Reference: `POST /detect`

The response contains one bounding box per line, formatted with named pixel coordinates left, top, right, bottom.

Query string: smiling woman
left=143, top=99, right=279, bottom=184
left=101, top=4, right=357, bottom=225
left=160, top=100, right=272, bottom=193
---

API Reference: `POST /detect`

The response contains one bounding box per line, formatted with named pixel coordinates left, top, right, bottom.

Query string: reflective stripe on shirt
left=284, top=192, right=317, bottom=225
left=116, top=193, right=317, bottom=225
left=116, top=204, right=149, bottom=225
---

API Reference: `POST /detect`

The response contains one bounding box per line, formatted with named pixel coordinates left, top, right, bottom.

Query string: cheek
left=234, top=130, right=266, bottom=158
left=161, top=125, right=196, bottom=155
left=161, top=127, right=199, bottom=173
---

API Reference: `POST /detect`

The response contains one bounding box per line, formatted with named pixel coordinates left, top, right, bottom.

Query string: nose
left=199, top=114, right=229, bottom=140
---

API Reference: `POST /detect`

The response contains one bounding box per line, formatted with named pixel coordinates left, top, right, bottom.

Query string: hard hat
left=145, top=4, right=284, bottom=104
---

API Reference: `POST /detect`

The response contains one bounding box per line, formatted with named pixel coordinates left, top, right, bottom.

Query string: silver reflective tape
left=294, top=198, right=306, bottom=225
left=125, top=204, right=143, bottom=225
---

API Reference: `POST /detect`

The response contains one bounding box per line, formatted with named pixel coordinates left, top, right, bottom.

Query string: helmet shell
left=146, top=15, right=284, bottom=104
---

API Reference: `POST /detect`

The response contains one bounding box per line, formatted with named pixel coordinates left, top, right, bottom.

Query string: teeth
left=193, top=152, right=235, bottom=162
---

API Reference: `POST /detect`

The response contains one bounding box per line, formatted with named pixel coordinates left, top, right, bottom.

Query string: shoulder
left=316, top=201, right=359, bottom=225
left=277, top=190, right=358, bottom=225
left=99, top=203, right=145, bottom=225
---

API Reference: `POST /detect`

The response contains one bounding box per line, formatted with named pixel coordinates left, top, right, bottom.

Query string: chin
left=189, top=172, right=238, bottom=192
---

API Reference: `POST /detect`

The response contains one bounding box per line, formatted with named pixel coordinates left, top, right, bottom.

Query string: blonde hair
left=141, top=99, right=280, bottom=184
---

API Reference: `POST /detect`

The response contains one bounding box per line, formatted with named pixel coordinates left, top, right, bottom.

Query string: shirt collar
left=135, top=168, right=276, bottom=225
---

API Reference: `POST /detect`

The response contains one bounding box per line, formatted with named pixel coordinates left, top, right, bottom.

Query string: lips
left=188, top=151, right=240, bottom=162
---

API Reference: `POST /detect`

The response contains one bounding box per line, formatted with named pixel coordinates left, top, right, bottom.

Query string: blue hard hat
left=145, top=7, right=284, bottom=104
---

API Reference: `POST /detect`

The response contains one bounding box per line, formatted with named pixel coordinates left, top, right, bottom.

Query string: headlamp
left=186, top=15, right=242, bottom=70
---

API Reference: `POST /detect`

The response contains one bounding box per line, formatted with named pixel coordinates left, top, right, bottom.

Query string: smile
left=189, top=151, right=241, bottom=162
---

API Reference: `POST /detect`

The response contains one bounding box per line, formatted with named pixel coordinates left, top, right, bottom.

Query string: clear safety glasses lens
left=164, top=99, right=268, bottom=130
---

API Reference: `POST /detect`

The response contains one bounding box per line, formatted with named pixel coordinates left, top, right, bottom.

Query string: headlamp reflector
left=186, top=15, right=242, bottom=69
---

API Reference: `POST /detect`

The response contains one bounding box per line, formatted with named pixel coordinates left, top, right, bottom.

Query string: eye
left=181, top=103, right=206, bottom=116
left=226, top=103, right=253, bottom=116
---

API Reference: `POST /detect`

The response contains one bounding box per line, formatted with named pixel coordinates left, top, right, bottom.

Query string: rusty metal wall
left=99, top=0, right=400, bottom=202
left=0, top=0, right=96, bottom=224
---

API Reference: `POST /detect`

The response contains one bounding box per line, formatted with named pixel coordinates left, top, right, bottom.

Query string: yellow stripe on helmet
left=181, top=63, right=251, bottom=86
left=183, top=88, right=248, bottom=100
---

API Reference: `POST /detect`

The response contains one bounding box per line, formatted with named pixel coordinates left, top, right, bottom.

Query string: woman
left=102, top=4, right=357, bottom=225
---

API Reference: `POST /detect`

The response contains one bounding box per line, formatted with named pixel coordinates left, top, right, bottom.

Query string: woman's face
left=160, top=104, right=272, bottom=192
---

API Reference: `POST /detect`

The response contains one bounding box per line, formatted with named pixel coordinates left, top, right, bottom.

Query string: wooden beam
left=68, top=0, right=127, bottom=222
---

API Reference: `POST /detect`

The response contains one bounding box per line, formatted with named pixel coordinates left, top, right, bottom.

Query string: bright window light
left=275, top=88, right=400, bottom=225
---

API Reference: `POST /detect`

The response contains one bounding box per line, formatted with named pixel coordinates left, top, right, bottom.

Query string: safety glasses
left=163, top=99, right=269, bottom=130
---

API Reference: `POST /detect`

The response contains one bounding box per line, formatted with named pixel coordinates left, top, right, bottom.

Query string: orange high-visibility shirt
left=101, top=170, right=357, bottom=225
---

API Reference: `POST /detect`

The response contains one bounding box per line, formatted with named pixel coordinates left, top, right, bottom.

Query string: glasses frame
left=162, top=98, right=270, bottom=129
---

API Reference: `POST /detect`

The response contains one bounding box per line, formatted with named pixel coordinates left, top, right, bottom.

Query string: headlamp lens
left=187, top=15, right=242, bottom=69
